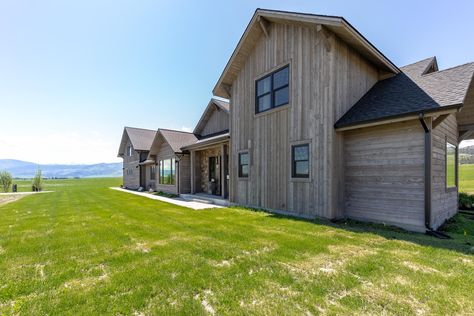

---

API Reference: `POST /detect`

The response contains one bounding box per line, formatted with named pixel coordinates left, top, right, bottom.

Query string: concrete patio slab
left=110, top=187, right=224, bottom=210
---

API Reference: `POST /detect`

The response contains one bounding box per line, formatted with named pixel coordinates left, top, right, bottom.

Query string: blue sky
left=0, top=0, right=473, bottom=164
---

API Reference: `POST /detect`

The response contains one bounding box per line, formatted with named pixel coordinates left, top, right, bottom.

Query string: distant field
left=460, top=164, right=474, bottom=193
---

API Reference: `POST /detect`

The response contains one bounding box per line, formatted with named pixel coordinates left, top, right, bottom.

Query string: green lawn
left=460, top=164, right=474, bottom=193
left=1, top=178, right=474, bottom=314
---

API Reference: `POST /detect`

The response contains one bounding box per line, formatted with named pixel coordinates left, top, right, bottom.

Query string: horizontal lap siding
left=431, top=114, right=458, bottom=229
left=230, top=22, right=378, bottom=218
left=344, top=120, right=425, bottom=231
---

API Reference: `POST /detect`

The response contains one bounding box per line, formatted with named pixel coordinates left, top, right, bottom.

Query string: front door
left=139, top=165, right=146, bottom=188
left=209, top=156, right=220, bottom=196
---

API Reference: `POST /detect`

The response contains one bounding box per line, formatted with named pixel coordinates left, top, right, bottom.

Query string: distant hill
left=0, top=159, right=122, bottom=178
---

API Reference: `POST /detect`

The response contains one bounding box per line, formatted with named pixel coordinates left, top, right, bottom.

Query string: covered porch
left=182, top=133, right=230, bottom=199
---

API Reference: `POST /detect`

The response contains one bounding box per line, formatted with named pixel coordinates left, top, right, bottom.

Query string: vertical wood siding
left=229, top=22, right=378, bottom=218
left=200, top=109, right=229, bottom=137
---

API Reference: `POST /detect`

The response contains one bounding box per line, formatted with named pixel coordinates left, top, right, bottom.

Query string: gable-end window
left=238, top=152, right=249, bottom=178
left=150, top=165, right=156, bottom=180
left=159, top=158, right=175, bottom=185
left=256, top=65, right=289, bottom=113
left=446, top=141, right=457, bottom=188
left=127, top=145, right=133, bottom=156
left=292, top=144, right=310, bottom=178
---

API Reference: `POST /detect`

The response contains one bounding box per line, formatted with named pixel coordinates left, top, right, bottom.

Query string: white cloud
left=0, top=131, right=121, bottom=164
left=181, top=126, right=193, bottom=133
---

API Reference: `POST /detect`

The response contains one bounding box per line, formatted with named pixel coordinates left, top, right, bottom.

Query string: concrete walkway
left=110, top=187, right=224, bottom=210
left=0, top=191, right=53, bottom=196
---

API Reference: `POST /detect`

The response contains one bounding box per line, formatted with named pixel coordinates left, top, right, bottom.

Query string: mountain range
left=0, top=159, right=122, bottom=178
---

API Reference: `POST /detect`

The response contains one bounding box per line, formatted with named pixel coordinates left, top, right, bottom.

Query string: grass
left=0, top=178, right=474, bottom=314
left=460, top=164, right=474, bottom=193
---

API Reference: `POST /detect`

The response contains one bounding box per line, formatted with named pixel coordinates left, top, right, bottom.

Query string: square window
left=255, top=65, right=289, bottom=113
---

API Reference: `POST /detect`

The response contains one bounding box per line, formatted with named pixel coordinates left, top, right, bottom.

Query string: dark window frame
left=291, top=144, right=310, bottom=179
left=238, top=152, right=249, bottom=178
left=255, top=65, right=289, bottom=114
left=159, top=158, right=176, bottom=185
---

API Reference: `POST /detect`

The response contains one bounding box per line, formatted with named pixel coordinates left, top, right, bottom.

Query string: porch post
left=220, top=143, right=225, bottom=198
left=190, top=150, right=195, bottom=194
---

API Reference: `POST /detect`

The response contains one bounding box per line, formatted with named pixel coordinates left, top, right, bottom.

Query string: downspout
left=418, top=114, right=431, bottom=230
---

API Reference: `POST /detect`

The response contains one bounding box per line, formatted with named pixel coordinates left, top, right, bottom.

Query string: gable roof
left=213, top=8, right=399, bottom=98
left=193, top=98, right=230, bottom=135
left=149, top=129, right=198, bottom=156
left=335, top=59, right=474, bottom=129
left=117, top=127, right=156, bottom=156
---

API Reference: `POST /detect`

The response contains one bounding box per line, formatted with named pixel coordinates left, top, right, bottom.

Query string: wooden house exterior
left=118, top=9, right=474, bottom=233
left=212, top=9, right=474, bottom=232
left=117, top=127, right=157, bottom=190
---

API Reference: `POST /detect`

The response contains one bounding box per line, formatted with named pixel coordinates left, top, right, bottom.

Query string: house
left=211, top=9, right=474, bottom=232
left=119, top=9, right=474, bottom=233
left=117, top=127, right=157, bottom=190
left=144, top=98, right=230, bottom=197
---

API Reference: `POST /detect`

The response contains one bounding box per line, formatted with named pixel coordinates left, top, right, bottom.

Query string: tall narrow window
left=256, top=65, right=289, bottom=113
left=159, top=158, right=175, bottom=185
left=446, top=141, right=457, bottom=188
left=292, top=144, right=310, bottom=178
left=238, top=152, right=249, bottom=178
left=127, top=145, right=133, bottom=156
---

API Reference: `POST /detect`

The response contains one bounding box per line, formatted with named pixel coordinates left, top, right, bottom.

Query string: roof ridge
left=400, top=57, right=436, bottom=69
left=158, top=128, right=195, bottom=135
left=125, top=126, right=157, bottom=132
left=421, top=61, right=474, bottom=77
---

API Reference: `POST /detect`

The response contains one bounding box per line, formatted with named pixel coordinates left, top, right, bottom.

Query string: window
left=159, top=158, right=175, bottom=185
left=238, top=152, right=249, bottom=178
left=256, top=65, right=289, bottom=113
left=127, top=145, right=133, bottom=156
left=446, top=141, right=457, bottom=188
left=150, top=165, right=156, bottom=180
left=292, top=144, right=309, bottom=178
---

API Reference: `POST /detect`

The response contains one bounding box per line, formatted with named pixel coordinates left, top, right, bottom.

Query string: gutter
left=418, top=114, right=432, bottom=230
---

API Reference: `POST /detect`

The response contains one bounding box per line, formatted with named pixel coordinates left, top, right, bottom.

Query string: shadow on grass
left=231, top=206, right=474, bottom=255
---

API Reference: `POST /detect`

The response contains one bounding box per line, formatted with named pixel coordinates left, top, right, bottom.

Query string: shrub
left=32, top=169, right=43, bottom=192
left=0, top=170, right=13, bottom=193
left=459, top=192, right=474, bottom=210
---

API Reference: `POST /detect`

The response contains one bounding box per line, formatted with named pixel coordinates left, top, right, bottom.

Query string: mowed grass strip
left=0, top=178, right=473, bottom=315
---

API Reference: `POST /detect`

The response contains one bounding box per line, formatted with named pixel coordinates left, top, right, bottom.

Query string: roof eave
left=335, top=104, right=462, bottom=132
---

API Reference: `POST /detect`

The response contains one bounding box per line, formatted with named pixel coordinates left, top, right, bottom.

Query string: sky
left=0, top=0, right=473, bottom=164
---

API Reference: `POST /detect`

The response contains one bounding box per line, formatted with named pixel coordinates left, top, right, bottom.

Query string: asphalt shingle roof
left=125, top=127, right=157, bottom=151
left=159, top=129, right=198, bottom=153
left=335, top=58, right=474, bottom=128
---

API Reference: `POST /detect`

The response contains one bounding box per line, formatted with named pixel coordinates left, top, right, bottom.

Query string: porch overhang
left=181, top=133, right=230, bottom=151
